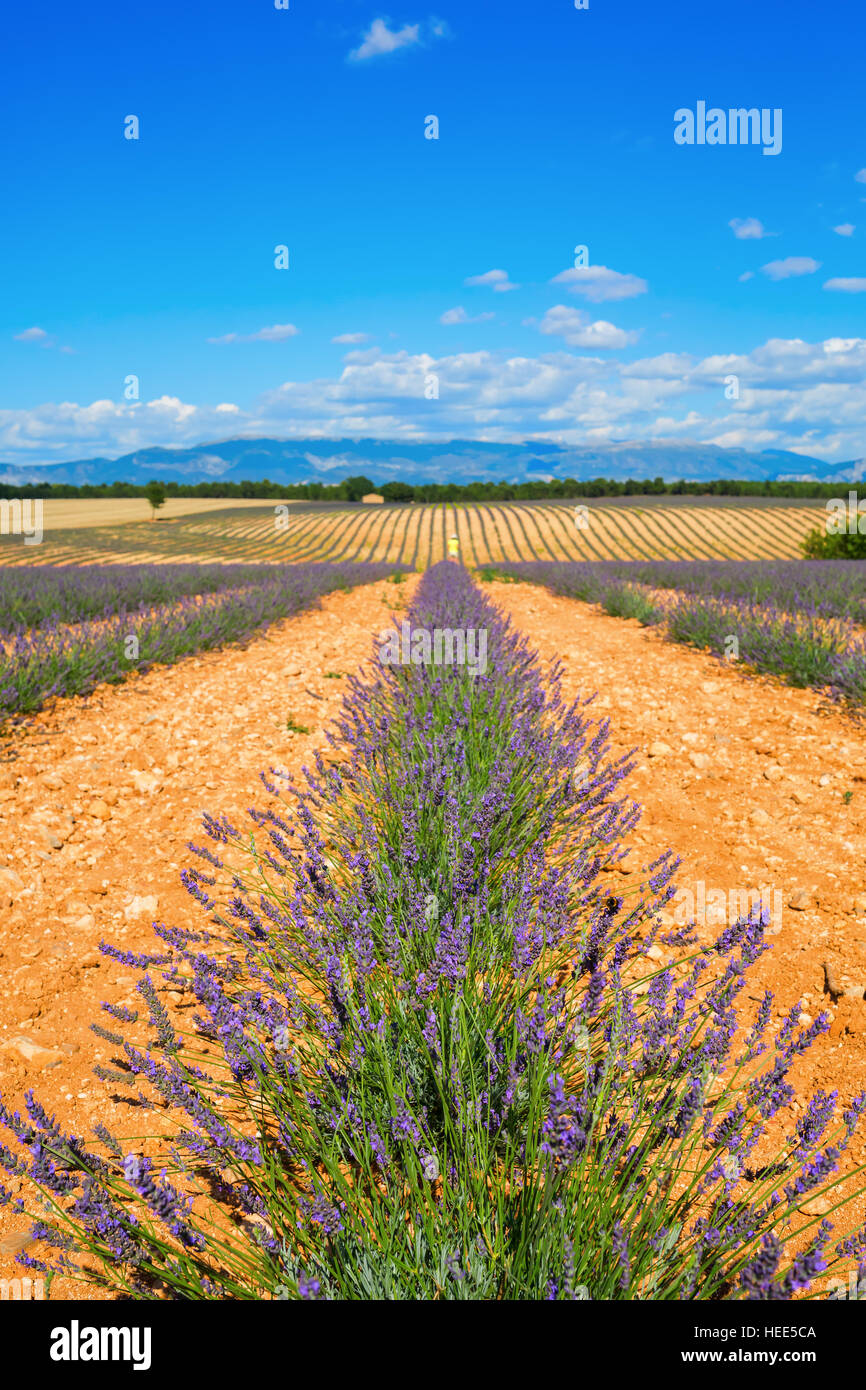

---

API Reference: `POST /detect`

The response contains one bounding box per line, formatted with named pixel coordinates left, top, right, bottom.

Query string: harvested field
left=0, top=496, right=826, bottom=570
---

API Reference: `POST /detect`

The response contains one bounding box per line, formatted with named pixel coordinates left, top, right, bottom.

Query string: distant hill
left=1, top=437, right=862, bottom=488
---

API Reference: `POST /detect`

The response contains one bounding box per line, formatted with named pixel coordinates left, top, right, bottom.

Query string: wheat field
left=0, top=497, right=825, bottom=568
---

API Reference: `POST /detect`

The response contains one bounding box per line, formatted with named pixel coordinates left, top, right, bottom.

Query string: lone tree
left=144, top=479, right=166, bottom=520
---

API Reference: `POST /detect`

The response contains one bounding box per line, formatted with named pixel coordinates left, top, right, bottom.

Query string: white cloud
left=738, top=271, right=755, bottom=282
left=534, top=305, right=639, bottom=350
left=208, top=324, right=299, bottom=344
left=332, top=332, right=371, bottom=344
left=440, top=306, right=495, bottom=325
left=729, top=217, right=770, bottom=240
left=13, top=325, right=73, bottom=352
left=550, top=265, right=648, bottom=303
left=464, top=268, right=519, bottom=292
left=833, top=223, right=855, bottom=236
left=824, top=277, right=866, bottom=293
left=14, top=326, right=50, bottom=343
left=348, top=18, right=421, bottom=62
left=856, top=169, right=866, bottom=184
left=4, top=337, right=866, bottom=465
left=760, top=257, right=821, bottom=280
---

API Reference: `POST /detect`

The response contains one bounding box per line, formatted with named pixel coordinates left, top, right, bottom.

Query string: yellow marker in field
left=447, top=533, right=460, bottom=561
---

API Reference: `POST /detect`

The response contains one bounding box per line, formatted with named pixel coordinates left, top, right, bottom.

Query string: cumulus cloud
left=4, top=337, right=866, bottom=465
left=464, top=269, right=519, bottom=292
left=550, top=265, right=648, bottom=303
left=332, top=332, right=371, bottom=344
left=13, top=326, right=73, bottom=352
left=440, top=306, right=495, bottom=325
left=833, top=224, right=855, bottom=236
left=348, top=18, right=421, bottom=62
left=856, top=169, right=866, bottom=184
left=533, top=305, right=639, bottom=350
left=729, top=218, right=770, bottom=239
left=208, top=324, right=300, bottom=344
left=824, top=277, right=866, bottom=292
left=760, top=257, right=821, bottom=280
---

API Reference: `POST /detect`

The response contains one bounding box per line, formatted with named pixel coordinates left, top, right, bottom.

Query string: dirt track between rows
left=1, top=569, right=865, bottom=1297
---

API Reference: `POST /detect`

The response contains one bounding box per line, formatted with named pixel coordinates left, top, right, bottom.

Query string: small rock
left=645, top=944, right=664, bottom=962
left=0, top=1230, right=36, bottom=1257
left=0, top=1034, right=66, bottom=1069
left=102, top=788, right=120, bottom=807
left=700, top=681, right=719, bottom=694
left=80, top=876, right=109, bottom=896
left=88, top=799, right=111, bottom=821
left=124, top=894, right=159, bottom=921
left=788, top=891, right=812, bottom=912
left=790, top=789, right=809, bottom=805
left=648, top=742, right=673, bottom=758
left=749, top=808, right=772, bottom=827
left=798, top=1196, right=829, bottom=1217
left=763, top=765, right=784, bottom=782
left=131, top=771, right=162, bottom=795
left=689, top=752, right=710, bottom=770
left=853, top=895, right=866, bottom=916
left=798, top=1012, right=813, bottom=1027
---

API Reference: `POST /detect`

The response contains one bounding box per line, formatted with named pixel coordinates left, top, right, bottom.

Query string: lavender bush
left=0, top=562, right=297, bottom=635
left=492, top=561, right=866, bottom=709
left=1, top=563, right=864, bottom=1300
left=0, top=562, right=400, bottom=717
left=491, top=560, right=866, bottom=626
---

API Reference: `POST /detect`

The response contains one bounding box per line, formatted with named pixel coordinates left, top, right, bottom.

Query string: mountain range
left=2, top=438, right=865, bottom=488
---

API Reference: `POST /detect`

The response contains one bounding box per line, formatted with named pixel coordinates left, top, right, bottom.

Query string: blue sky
left=1, top=0, right=865, bottom=466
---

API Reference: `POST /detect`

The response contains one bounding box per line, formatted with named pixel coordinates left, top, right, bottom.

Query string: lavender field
left=494, top=560, right=866, bottom=709
left=0, top=562, right=401, bottom=717
left=3, top=561, right=864, bottom=1301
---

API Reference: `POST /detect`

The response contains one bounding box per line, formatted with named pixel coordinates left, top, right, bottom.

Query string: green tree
left=340, top=475, right=376, bottom=501
left=381, top=481, right=415, bottom=502
left=144, top=479, right=166, bottom=519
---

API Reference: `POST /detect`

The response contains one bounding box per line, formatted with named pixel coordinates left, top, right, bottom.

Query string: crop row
left=0, top=498, right=826, bottom=569
left=493, top=560, right=866, bottom=708
left=0, top=562, right=398, bottom=718
left=0, top=562, right=295, bottom=635
left=2, top=561, right=863, bottom=1299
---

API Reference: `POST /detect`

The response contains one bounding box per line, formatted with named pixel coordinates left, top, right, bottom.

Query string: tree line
left=0, top=473, right=851, bottom=503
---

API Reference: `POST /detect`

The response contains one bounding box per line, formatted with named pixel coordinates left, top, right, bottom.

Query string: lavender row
left=495, top=559, right=866, bottom=624
left=0, top=561, right=359, bottom=636
left=495, top=561, right=866, bottom=708
left=0, top=562, right=400, bottom=717
left=1, top=562, right=864, bottom=1300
